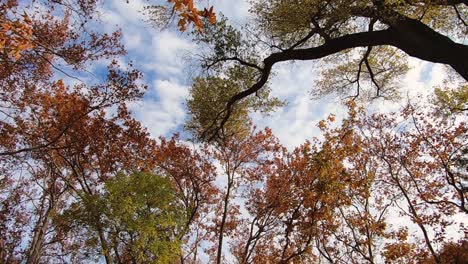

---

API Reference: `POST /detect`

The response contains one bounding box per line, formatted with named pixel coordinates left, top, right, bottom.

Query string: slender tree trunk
left=241, top=217, right=258, bottom=264
left=216, top=177, right=233, bottom=264
left=112, top=234, right=122, bottom=264
left=364, top=197, right=375, bottom=264
left=26, top=200, right=55, bottom=264
left=97, top=225, right=113, bottom=264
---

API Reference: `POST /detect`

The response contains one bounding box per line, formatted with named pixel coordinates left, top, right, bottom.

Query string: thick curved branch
left=207, top=12, right=468, bottom=141
left=207, top=30, right=394, bottom=140
left=265, top=30, right=395, bottom=64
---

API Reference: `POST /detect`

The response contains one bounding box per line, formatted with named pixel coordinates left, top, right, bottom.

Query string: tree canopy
left=65, top=172, right=186, bottom=263
left=185, top=0, right=467, bottom=139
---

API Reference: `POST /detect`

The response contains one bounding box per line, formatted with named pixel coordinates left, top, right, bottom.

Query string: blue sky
left=94, top=0, right=447, bottom=148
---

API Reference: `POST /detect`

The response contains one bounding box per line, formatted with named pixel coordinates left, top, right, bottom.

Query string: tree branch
left=205, top=11, right=468, bottom=141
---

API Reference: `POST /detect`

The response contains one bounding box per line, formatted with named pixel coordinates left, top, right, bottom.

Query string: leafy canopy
left=68, top=172, right=186, bottom=263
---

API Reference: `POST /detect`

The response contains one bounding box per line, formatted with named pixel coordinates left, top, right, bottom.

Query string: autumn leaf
left=167, top=0, right=216, bottom=31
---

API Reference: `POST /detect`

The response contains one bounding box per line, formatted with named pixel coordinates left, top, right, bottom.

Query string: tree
left=0, top=79, right=220, bottom=262
left=348, top=101, right=466, bottom=264
left=181, top=0, right=468, bottom=138
left=230, top=104, right=374, bottom=263
left=153, top=135, right=219, bottom=263
left=207, top=127, right=279, bottom=264
left=0, top=1, right=221, bottom=262
left=185, top=62, right=283, bottom=262
left=433, top=84, right=468, bottom=115
left=5, top=93, right=156, bottom=263
left=186, top=65, right=283, bottom=142
left=0, top=0, right=135, bottom=158
left=314, top=107, right=393, bottom=264
left=65, top=172, right=186, bottom=264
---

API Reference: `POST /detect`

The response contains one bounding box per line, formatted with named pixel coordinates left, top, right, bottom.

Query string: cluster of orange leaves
left=0, top=2, right=34, bottom=60
left=168, top=0, right=216, bottom=31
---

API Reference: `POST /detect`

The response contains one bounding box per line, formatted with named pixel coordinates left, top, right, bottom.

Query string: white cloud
left=367, top=57, right=446, bottom=114
left=98, top=0, right=196, bottom=79
left=100, top=0, right=146, bottom=26
left=142, top=31, right=195, bottom=77
left=123, top=31, right=143, bottom=50
left=129, top=80, right=189, bottom=137
left=95, top=1, right=197, bottom=138
left=250, top=55, right=449, bottom=149
left=213, top=0, right=251, bottom=24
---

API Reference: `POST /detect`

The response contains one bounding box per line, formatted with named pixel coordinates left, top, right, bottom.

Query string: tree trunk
left=216, top=178, right=233, bottom=264
left=26, top=200, right=55, bottom=264
left=97, top=225, right=113, bottom=264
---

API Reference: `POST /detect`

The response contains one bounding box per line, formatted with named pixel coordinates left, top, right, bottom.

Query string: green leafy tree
left=66, top=172, right=186, bottom=263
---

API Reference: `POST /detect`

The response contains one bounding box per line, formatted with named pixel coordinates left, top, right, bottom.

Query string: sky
left=92, top=0, right=449, bottom=150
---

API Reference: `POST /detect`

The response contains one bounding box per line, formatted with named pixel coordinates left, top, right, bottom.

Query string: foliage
left=67, top=172, right=186, bottom=263
left=152, top=135, right=220, bottom=263
left=437, top=240, right=468, bottom=264
left=145, top=0, right=216, bottom=31
left=230, top=100, right=466, bottom=263
left=186, top=65, right=283, bottom=142
left=433, top=84, right=468, bottom=115
left=170, top=0, right=216, bottom=31
left=209, top=126, right=281, bottom=263
left=0, top=1, right=34, bottom=60
left=315, top=46, right=409, bottom=100
left=0, top=1, right=150, bottom=262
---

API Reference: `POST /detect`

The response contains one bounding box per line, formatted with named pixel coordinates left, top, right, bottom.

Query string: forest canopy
left=0, top=0, right=467, bottom=263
